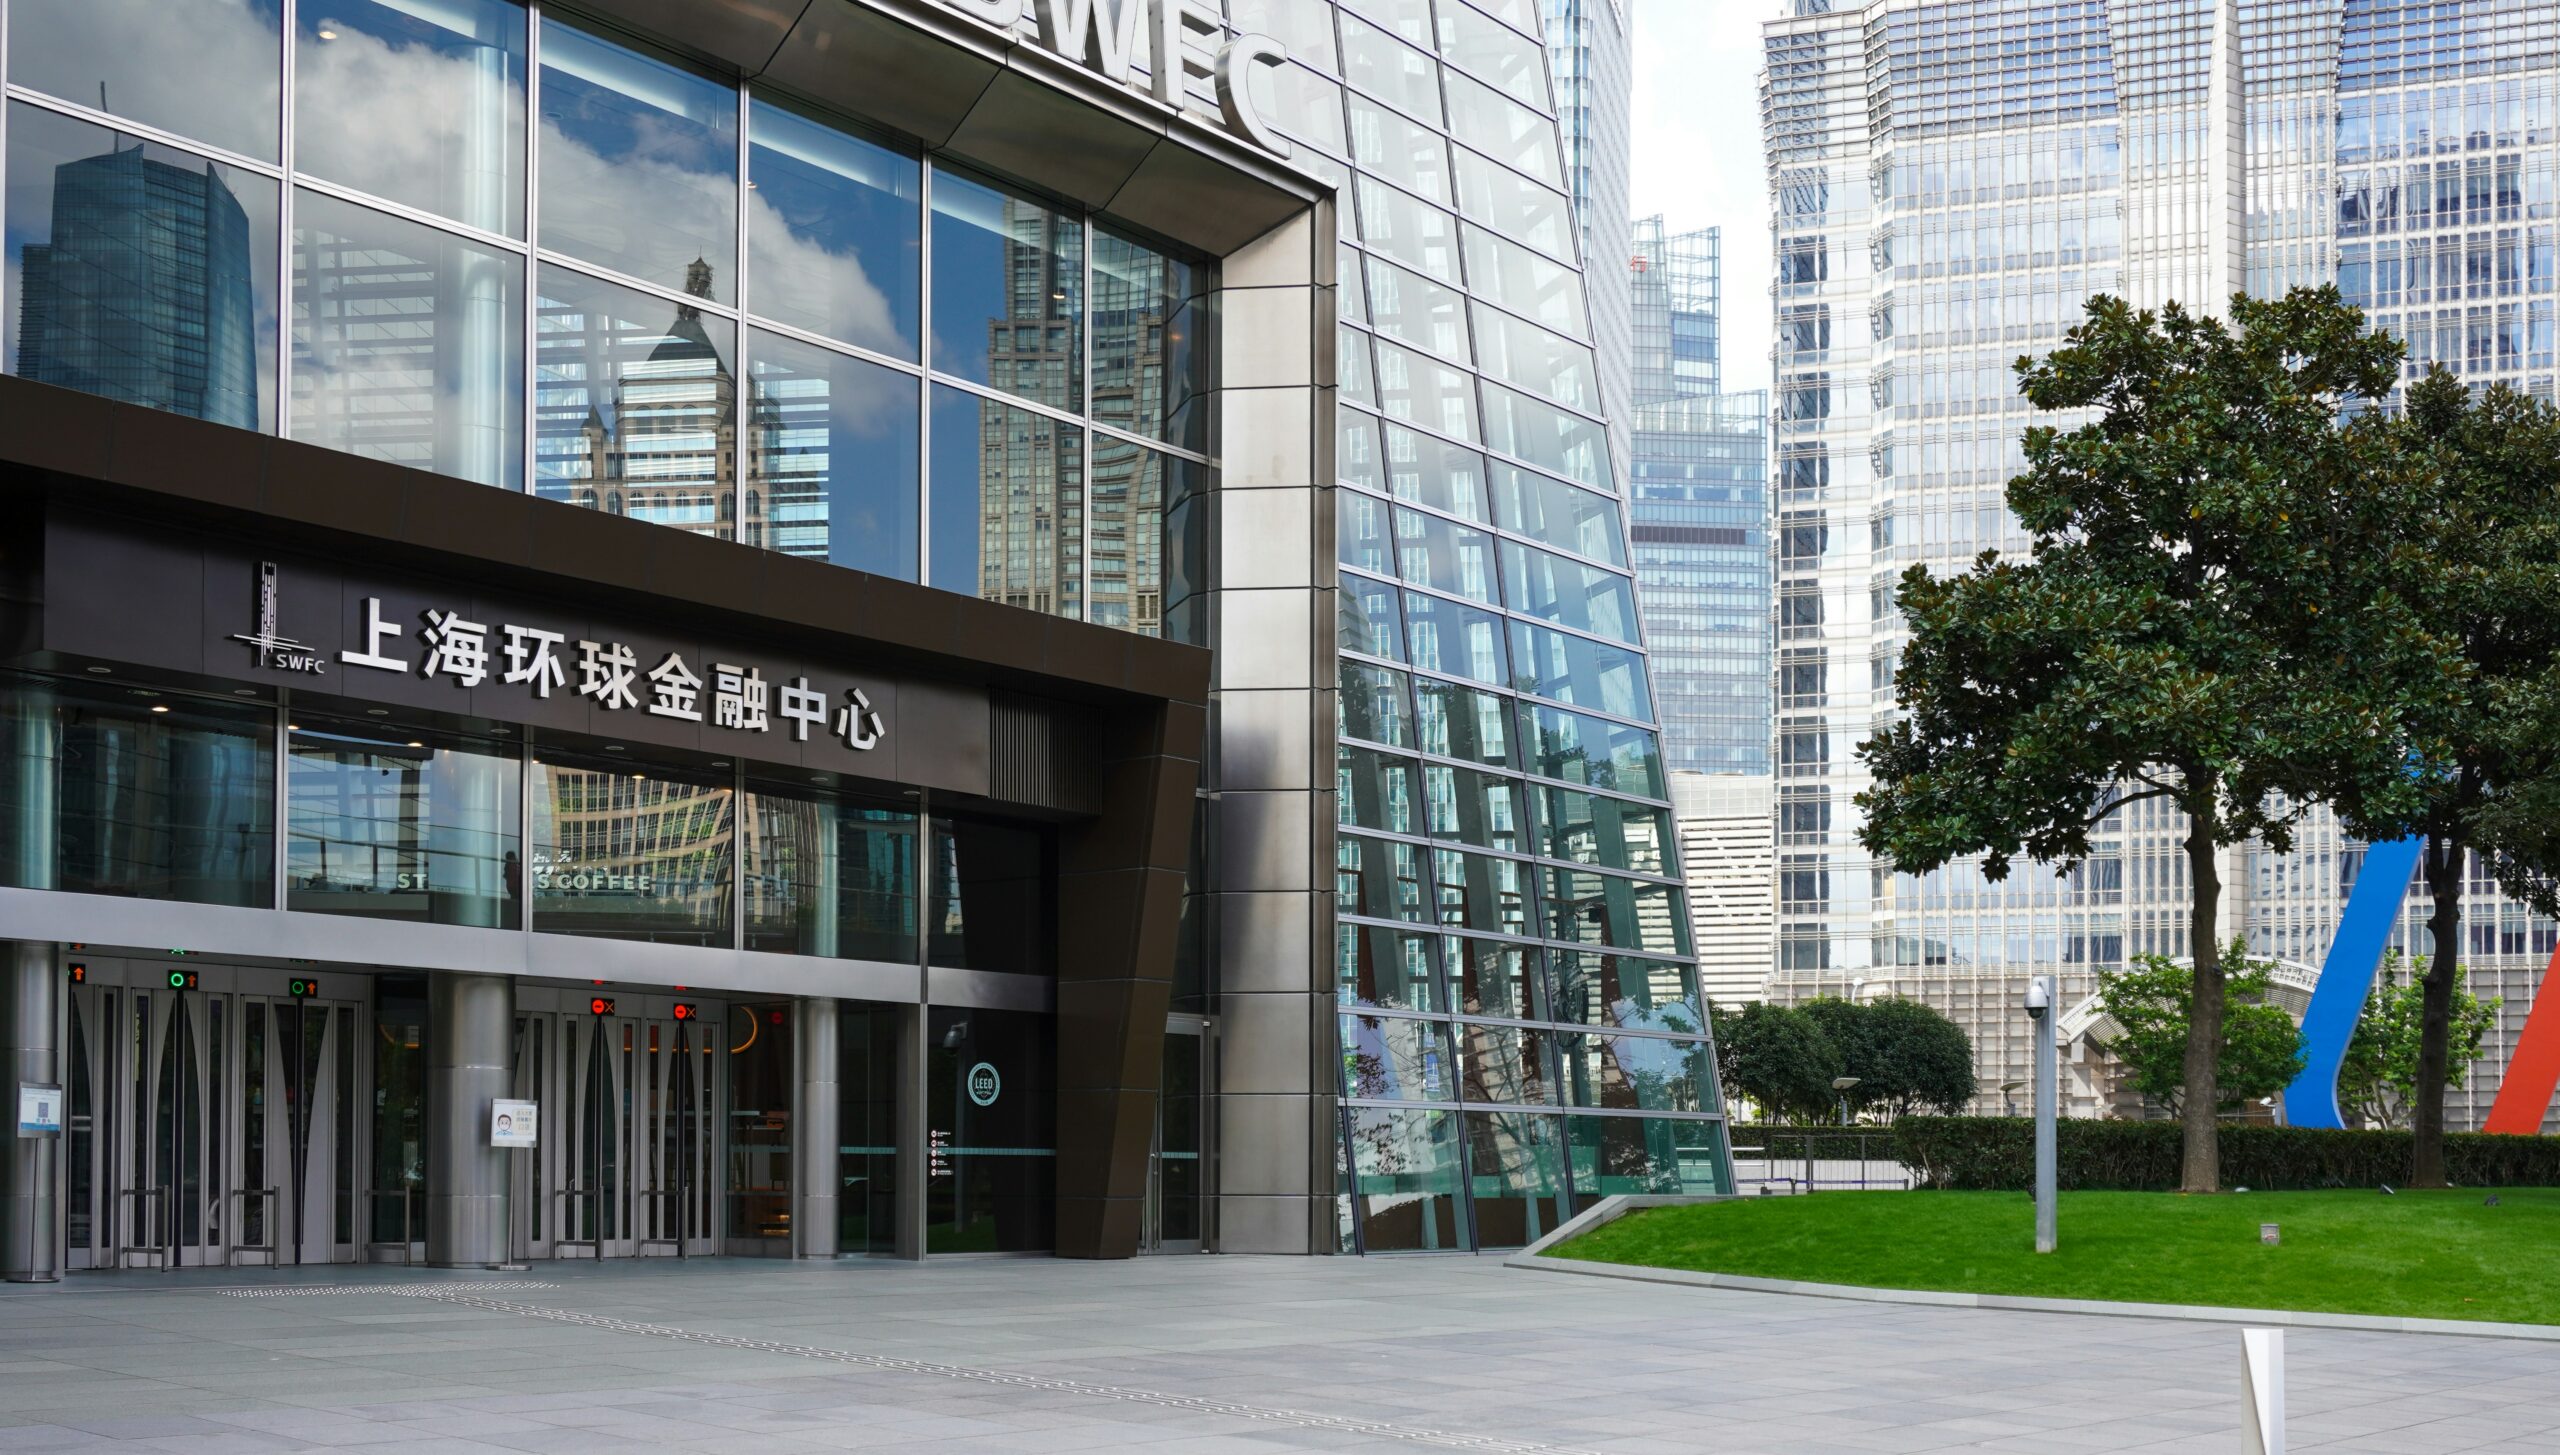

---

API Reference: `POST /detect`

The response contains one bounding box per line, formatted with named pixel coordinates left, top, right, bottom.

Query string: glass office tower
left=1541, top=0, right=1635, bottom=479
left=1762, top=0, right=2560, bottom=1126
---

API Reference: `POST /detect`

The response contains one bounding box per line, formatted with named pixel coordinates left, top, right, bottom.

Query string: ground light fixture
left=2024, top=974, right=2058, bottom=1253
left=1831, top=1075, right=1861, bottom=1126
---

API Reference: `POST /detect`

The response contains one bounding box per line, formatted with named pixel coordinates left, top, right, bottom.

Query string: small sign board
left=490, top=1098, right=538, bottom=1148
left=18, top=1084, right=62, bottom=1137
left=2260, top=1222, right=2281, bottom=1246
left=966, top=1062, right=1001, bottom=1107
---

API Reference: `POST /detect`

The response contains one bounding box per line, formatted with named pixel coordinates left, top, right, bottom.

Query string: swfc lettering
left=232, top=562, right=329, bottom=675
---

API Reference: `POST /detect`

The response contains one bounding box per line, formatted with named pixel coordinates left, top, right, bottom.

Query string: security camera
left=2024, top=976, right=2051, bottom=1017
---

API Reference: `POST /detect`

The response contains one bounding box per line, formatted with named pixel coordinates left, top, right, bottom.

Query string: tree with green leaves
left=2326, top=371, right=2560, bottom=1182
left=1858, top=288, right=2448, bottom=1192
left=1800, top=996, right=1977, bottom=1118
left=1711, top=1001, right=1842, bottom=1125
left=2096, top=947, right=2306, bottom=1116
left=2336, top=950, right=2498, bottom=1130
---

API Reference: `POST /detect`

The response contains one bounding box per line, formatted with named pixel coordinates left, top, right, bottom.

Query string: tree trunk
left=2411, top=834, right=2464, bottom=1188
left=2179, top=795, right=2225, bottom=1194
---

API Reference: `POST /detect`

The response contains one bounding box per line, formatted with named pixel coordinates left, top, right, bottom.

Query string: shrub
left=1891, top=1116, right=2560, bottom=1190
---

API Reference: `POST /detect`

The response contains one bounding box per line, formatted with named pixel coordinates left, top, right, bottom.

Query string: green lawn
left=1552, top=1188, right=2560, bottom=1326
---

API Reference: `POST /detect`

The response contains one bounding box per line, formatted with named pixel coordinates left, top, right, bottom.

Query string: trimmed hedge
left=1892, top=1116, right=2560, bottom=1191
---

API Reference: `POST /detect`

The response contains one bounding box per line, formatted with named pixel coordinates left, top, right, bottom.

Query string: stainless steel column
left=793, top=997, right=839, bottom=1258
left=425, top=970, right=514, bottom=1267
left=894, top=1002, right=927, bottom=1260
left=0, top=941, right=59, bottom=1282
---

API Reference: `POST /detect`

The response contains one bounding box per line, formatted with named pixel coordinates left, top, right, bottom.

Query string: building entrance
left=62, top=960, right=369, bottom=1269
left=515, top=993, right=720, bottom=1259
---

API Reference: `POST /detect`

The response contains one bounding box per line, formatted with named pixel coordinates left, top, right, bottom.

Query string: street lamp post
left=1831, top=1075, right=1861, bottom=1127
left=2025, top=975, right=2057, bottom=1254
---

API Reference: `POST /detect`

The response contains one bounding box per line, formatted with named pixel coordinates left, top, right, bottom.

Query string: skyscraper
left=1761, top=0, right=2560, bottom=1124
left=1542, top=0, right=1635, bottom=480
left=16, top=144, right=261, bottom=429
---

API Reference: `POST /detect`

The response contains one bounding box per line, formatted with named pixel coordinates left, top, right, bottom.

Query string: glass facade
left=1299, top=0, right=1730, bottom=1251
left=0, top=1, right=1207, bottom=635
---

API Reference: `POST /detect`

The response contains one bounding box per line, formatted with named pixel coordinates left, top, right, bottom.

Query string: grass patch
left=1553, top=1188, right=2560, bottom=1326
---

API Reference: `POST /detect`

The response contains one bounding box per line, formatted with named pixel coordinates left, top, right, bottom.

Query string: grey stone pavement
left=0, top=1254, right=2555, bottom=1454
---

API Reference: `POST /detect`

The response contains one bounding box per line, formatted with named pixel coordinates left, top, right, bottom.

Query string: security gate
left=62, top=961, right=367, bottom=1268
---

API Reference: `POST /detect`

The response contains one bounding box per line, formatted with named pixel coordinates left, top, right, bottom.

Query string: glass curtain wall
left=0, top=0, right=1208, bottom=640
left=1299, top=0, right=1731, bottom=1251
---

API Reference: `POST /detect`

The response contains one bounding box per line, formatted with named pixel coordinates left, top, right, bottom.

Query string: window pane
left=1392, top=507, right=1498, bottom=604
left=927, top=383, right=1084, bottom=614
left=1338, top=743, right=1420, bottom=835
left=1430, top=846, right=1530, bottom=935
left=1347, top=93, right=1451, bottom=205
left=1341, top=487, right=1394, bottom=575
left=536, top=264, right=735, bottom=535
left=1245, top=60, right=1348, bottom=155
left=1483, top=382, right=1605, bottom=488
left=6, top=103, right=278, bottom=432
left=1537, top=786, right=1673, bottom=874
left=1093, top=231, right=1208, bottom=451
left=1341, top=1015, right=1454, bottom=1100
left=1493, top=464, right=1625, bottom=565
left=537, top=21, right=736, bottom=299
left=747, top=98, right=920, bottom=359
left=1519, top=702, right=1664, bottom=798
left=1557, top=1033, right=1719, bottom=1114
left=929, top=817, right=1051, bottom=972
left=1550, top=952, right=1706, bottom=1034
left=1540, top=867, right=1692, bottom=956
left=1366, top=255, right=1470, bottom=362
left=1474, top=303, right=1597, bottom=411
left=1453, top=147, right=1574, bottom=259
left=1436, top=3, right=1550, bottom=109
left=9, top=0, right=282, bottom=161
left=745, top=786, right=917, bottom=962
left=929, top=170, right=1080, bottom=412
left=926, top=1007, right=1055, bottom=1251
left=1413, top=678, right=1512, bottom=767
left=0, top=673, right=274, bottom=906
left=293, top=189, right=522, bottom=487
left=1354, top=176, right=1461, bottom=283
left=1340, top=572, right=1404, bottom=661
left=1460, top=1022, right=1553, bottom=1104
left=1230, top=0, right=1337, bottom=69
left=529, top=753, right=733, bottom=945
left=1464, top=1110, right=1568, bottom=1247
left=1402, top=590, right=1507, bottom=686
left=1335, top=832, right=1426, bottom=921
left=1338, top=327, right=1376, bottom=407
left=1087, top=437, right=1201, bottom=636
left=1510, top=621, right=1651, bottom=719
left=295, top=0, right=526, bottom=236
left=747, top=328, right=919, bottom=575
left=287, top=718, right=520, bottom=928
left=1443, top=71, right=1559, bottom=187
left=1463, top=225, right=1588, bottom=335
left=1501, top=539, right=1640, bottom=641
left=1347, top=1106, right=1465, bottom=1251
left=1337, top=12, right=1442, bottom=123
left=1336, top=924, right=1439, bottom=1012
left=1374, top=337, right=1478, bottom=441
left=1564, top=1114, right=1729, bottom=1199
left=1420, top=761, right=1525, bottom=852
left=1339, top=659, right=1414, bottom=748
left=1448, top=937, right=1541, bottom=1018
left=1383, top=421, right=1492, bottom=520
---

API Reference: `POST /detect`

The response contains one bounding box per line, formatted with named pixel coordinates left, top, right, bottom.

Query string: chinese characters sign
left=308, top=573, right=885, bottom=754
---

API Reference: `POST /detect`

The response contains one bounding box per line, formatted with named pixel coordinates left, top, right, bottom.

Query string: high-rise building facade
left=1542, top=0, right=1635, bottom=480
left=1760, top=0, right=2560, bottom=1126
left=1626, top=218, right=1772, bottom=778
left=0, top=0, right=1725, bottom=1281
left=1672, top=771, right=1775, bottom=1007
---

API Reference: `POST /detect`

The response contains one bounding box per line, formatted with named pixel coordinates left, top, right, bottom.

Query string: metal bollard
left=2241, top=1328, right=2284, bottom=1454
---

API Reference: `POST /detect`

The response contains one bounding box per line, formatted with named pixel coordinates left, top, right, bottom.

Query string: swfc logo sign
left=933, top=0, right=1292, bottom=159
left=231, top=562, right=328, bottom=675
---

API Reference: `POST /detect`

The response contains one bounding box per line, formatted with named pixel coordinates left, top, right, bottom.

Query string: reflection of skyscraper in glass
left=976, top=202, right=1079, bottom=617
left=15, top=143, right=260, bottom=428
left=576, top=258, right=754, bottom=543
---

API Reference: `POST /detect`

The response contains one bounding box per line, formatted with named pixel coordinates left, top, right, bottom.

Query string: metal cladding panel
left=990, top=692, right=1102, bottom=813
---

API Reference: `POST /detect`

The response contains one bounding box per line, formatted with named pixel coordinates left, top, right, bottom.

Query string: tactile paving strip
left=218, top=1282, right=561, bottom=1297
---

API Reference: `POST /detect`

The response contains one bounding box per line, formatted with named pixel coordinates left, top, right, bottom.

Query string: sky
left=1629, top=2, right=1774, bottom=396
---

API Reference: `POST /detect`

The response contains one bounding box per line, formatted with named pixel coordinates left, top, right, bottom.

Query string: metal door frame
left=60, top=957, right=371, bottom=1270
left=524, top=990, right=721, bottom=1261
left=1142, top=1012, right=1212, bottom=1254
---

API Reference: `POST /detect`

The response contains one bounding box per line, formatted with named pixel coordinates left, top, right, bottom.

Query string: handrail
left=552, top=1185, right=604, bottom=1256
left=228, top=1186, right=281, bottom=1263
left=635, top=1187, right=686, bottom=1256
left=362, top=1188, right=418, bottom=1263
left=117, top=1186, right=170, bottom=1269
